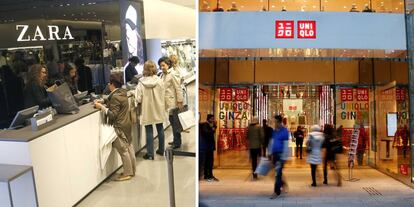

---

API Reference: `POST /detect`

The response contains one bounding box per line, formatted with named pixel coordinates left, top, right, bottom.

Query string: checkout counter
left=0, top=104, right=144, bottom=207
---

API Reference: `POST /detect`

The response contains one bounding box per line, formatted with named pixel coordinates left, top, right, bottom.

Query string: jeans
left=169, top=114, right=182, bottom=147
left=145, top=123, right=165, bottom=157
left=250, top=148, right=261, bottom=174
left=204, top=150, right=214, bottom=179
left=296, top=140, right=303, bottom=159
left=272, top=152, right=284, bottom=195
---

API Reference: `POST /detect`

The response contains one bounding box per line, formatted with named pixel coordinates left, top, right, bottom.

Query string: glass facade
left=200, top=0, right=404, bottom=13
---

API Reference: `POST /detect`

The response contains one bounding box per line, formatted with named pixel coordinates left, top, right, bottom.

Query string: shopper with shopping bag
left=270, top=115, right=289, bottom=199
left=247, top=116, right=264, bottom=180
left=135, top=60, right=166, bottom=160
left=94, top=73, right=136, bottom=181
left=159, top=57, right=184, bottom=149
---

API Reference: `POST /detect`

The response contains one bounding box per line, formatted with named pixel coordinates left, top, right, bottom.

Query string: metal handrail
left=165, top=148, right=196, bottom=207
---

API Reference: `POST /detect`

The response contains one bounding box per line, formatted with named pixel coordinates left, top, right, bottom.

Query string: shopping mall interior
left=199, top=0, right=414, bottom=189
left=0, top=0, right=196, bottom=207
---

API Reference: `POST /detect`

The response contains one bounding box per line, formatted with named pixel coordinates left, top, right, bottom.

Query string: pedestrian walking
left=307, top=125, right=325, bottom=187
left=270, top=115, right=289, bottom=199
left=293, top=126, right=305, bottom=159
left=262, top=119, right=273, bottom=156
left=323, top=124, right=342, bottom=186
left=247, top=117, right=264, bottom=180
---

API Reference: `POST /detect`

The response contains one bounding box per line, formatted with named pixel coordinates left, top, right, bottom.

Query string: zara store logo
left=275, top=20, right=316, bottom=39
left=16, top=25, right=74, bottom=42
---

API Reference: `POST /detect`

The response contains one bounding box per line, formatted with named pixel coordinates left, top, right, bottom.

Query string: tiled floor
left=76, top=82, right=196, bottom=207
left=200, top=167, right=414, bottom=207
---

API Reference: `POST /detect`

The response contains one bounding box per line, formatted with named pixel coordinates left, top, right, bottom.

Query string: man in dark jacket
left=94, top=73, right=136, bottom=181
left=124, top=56, right=139, bottom=83
left=262, top=119, right=273, bottom=156
left=247, top=117, right=264, bottom=180
left=75, top=58, right=93, bottom=92
left=200, top=114, right=218, bottom=182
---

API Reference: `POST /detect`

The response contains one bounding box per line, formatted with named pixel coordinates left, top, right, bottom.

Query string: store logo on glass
left=275, top=20, right=316, bottom=39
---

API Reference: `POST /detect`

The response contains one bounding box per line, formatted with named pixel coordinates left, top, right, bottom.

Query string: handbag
left=255, top=157, right=272, bottom=176
left=47, top=83, right=79, bottom=114
left=306, top=135, right=313, bottom=153
left=178, top=109, right=195, bottom=131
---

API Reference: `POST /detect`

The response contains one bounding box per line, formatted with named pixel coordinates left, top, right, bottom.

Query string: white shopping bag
left=178, top=110, right=195, bottom=130
left=255, top=157, right=272, bottom=176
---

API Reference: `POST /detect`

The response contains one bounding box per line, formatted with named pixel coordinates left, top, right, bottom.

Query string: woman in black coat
left=24, top=64, right=51, bottom=109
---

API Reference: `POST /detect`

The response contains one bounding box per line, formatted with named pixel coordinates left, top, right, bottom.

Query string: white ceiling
left=159, top=0, right=195, bottom=9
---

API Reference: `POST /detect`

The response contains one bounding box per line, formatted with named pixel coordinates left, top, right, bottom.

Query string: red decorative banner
left=275, top=20, right=294, bottom=38
left=396, top=88, right=407, bottom=102
left=235, top=88, right=249, bottom=101
left=219, top=88, right=232, bottom=101
left=400, top=164, right=408, bottom=175
left=341, top=89, right=353, bottom=102
left=356, top=88, right=369, bottom=101
left=218, top=128, right=248, bottom=151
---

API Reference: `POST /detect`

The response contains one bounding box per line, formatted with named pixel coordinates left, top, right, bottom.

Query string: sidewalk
left=200, top=168, right=414, bottom=207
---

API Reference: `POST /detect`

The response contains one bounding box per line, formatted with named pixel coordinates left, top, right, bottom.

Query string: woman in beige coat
left=135, top=60, right=166, bottom=160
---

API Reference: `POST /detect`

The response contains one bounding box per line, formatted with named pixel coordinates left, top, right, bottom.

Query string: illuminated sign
left=275, top=20, right=294, bottom=38
left=297, top=21, right=316, bottom=39
left=275, top=20, right=317, bottom=39
left=16, top=25, right=74, bottom=42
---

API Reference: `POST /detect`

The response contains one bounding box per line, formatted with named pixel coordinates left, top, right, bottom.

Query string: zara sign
left=16, top=25, right=74, bottom=42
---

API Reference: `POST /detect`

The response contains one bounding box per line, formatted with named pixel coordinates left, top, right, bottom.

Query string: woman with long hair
left=24, top=64, right=51, bottom=109
left=62, top=62, right=79, bottom=95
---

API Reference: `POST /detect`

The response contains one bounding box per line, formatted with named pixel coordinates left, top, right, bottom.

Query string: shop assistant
left=24, top=64, right=52, bottom=109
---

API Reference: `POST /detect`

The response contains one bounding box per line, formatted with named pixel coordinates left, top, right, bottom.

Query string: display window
left=199, top=0, right=404, bottom=13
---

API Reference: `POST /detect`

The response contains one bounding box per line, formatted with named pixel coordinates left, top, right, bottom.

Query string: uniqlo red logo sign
left=275, top=20, right=294, bottom=38
left=356, top=88, right=369, bottom=101
left=235, top=88, right=249, bottom=101
left=396, top=88, right=407, bottom=101
left=220, top=88, right=232, bottom=101
left=288, top=106, right=297, bottom=111
left=341, top=89, right=353, bottom=101
left=297, top=21, right=316, bottom=39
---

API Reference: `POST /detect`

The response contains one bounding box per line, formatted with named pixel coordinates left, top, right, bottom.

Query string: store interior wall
left=143, top=0, right=196, bottom=40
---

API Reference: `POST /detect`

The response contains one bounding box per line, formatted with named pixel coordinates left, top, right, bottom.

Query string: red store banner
left=396, top=88, right=407, bottom=102
left=220, top=88, right=233, bottom=101
left=275, top=20, right=294, bottom=38
left=235, top=88, right=249, bottom=101
left=356, top=88, right=369, bottom=101
left=297, top=20, right=316, bottom=39
left=218, top=128, right=248, bottom=151
left=341, top=89, right=353, bottom=102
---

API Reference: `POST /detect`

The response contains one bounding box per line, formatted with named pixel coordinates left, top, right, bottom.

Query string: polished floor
left=200, top=167, right=414, bottom=207
left=76, top=81, right=196, bottom=207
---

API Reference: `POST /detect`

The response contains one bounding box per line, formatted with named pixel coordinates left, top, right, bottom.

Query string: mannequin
left=228, top=2, right=239, bottom=11
left=349, top=4, right=359, bottom=12
left=362, top=4, right=374, bottom=12
left=213, top=0, right=224, bottom=12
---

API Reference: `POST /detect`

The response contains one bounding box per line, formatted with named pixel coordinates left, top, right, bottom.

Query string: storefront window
left=199, top=0, right=404, bottom=13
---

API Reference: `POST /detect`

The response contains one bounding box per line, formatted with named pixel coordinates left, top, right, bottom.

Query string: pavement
left=199, top=167, right=414, bottom=207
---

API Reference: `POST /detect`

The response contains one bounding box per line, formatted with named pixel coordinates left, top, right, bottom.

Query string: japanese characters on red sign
left=396, top=88, right=406, bottom=102
left=341, top=89, right=353, bottom=102
left=356, top=88, right=369, bottom=101
left=297, top=21, right=316, bottom=39
left=219, top=88, right=232, bottom=101
left=235, top=88, right=249, bottom=101
left=288, top=106, right=297, bottom=111
left=275, top=20, right=294, bottom=38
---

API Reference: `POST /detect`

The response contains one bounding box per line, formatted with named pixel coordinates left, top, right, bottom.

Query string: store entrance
left=216, top=84, right=335, bottom=169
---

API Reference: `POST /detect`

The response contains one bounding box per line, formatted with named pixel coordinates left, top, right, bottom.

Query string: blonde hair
left=143, top=60, right=157, bottom=76
left=169, top=55, right=179, bottom=68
